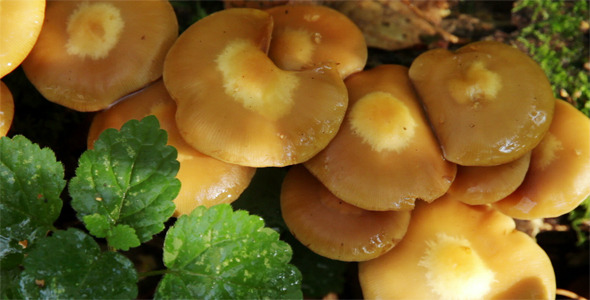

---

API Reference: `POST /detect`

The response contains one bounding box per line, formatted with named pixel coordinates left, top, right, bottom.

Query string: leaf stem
left=138, top=269, right=170, bottom=279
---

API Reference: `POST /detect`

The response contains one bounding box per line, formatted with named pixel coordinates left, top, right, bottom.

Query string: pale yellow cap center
left=449, top=61, right=502, bottom=106
left=66, top=2, right=124, bottom=60
left=419, top=233, right=495, bottom=300
left=349, top=91, right=416, bottom=152
left=216, top=39, right=299, bottom=120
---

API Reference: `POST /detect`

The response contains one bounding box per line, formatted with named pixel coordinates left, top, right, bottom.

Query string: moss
left=513, top=0, right=589, bottom=117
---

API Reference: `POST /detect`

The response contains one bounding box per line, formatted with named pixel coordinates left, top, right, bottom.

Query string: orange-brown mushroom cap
left=87, top=80, right=255, bottom=217
left=0, top=0, right=45, bottom=77
left=493, top=100, right=590, bottom=219
left=447, top=151, right=532, bottom=206
left=304, top=64, right=456, bottom=211
left=409, top=41, right=555, bottom=166
left=22, top=0, right=178, bottom=112
left=359, top=195, right=556, bottom=299
left=280, top=165, right=411, bottom=262
left=266, top=4, right=367, bottom=79
left=0, top=80, right=14, bottom=136
left=163, top=8, right=348, bottom=167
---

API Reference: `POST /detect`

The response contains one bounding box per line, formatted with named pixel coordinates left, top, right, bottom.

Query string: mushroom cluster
left=3, top=1, right=589, bottom=298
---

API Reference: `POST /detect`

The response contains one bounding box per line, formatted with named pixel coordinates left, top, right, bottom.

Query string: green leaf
left=18, top=228, right=137, bottom=299
left=0, top=135, right=64, bottom=267
left=232, top=168, right=350, bottom=297
left=69, top=116, right=180, bottom=250
left=155, top=204, right=302, bottom=299
left=108, top=224, right=141, bottom=251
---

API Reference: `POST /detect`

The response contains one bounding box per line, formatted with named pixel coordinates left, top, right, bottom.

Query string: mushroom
left=446, top=151, right=532, bottom=206
left=87, top=80, right=256, bottom=217
left=358, top=194, right=556, bottom=299
left=266, top=4, right=367, bottom=79
left=163, top=8, right=348, bottom=167
left=304, top=64, right=456, bottom=211
left=409, top=41, right=555, bottom=166
left=493, top=99, right=590, bottom=219
left=0, top=0, right=45, bottom=77
left=0, top=80, right=14, bottom=136
left=280, top=165, right=411, bottom=262
left=22, top=0, right=178, bottom=111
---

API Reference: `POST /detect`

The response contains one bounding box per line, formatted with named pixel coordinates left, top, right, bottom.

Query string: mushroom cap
left=280, top=165, right=411, bottom=262
left=304, top=64, right=456, bottom=211
left=0, top=0, right=45, bottom=77
left=359, top=195, right=556, bottom=299
left=493, top=100, right=590, bottom=219
left=266, top=4, right=367, bottom=79
left=87, top=80, right=255, bottom=217
left=447, top=151, right=532, bottom=205
left=22, top=0, right=178, bottom=112
left=163, top=8, right=348, bottom=167
left=0, top=80, right=14, bottom=136
left=409, top=41, right=555, bottom=166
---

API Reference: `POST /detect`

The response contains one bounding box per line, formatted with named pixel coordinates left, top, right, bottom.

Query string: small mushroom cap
left=22, top=0, right=178, bottom=112
left=266, top=4, right=367, bottom=78
left=304, top=64, right=456, bottom=211
left=280, top=165, right=411, bottom=262
left=359, top=195, right=556, bottom=299
left=409, top=41, right=555, bottom=166
left=87, top=80, right=255, bottom=217
left=163, top=8, right=348, bottom=167
left=0, top=0, right=45, bottom=77
left=0, top=81, right=14, bottom=136
left=447, top=151, right=532, bottom=205
left=493, top=100, right=590, bottom=219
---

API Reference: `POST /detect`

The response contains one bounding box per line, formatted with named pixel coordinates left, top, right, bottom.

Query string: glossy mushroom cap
left=280, top=165, right=411, bottom=262
left=493, top=100, right=590, bottom=219
left=87, top=81, right=255, bottom=217
left=22, top=0, right=178, bottom=111
left=304, top=64, right=456, bottom=211
left=0, top=0, right=45, bottom=77
left=163, top=8, right=348, bottom=167
left=359, top=195, right=556, bottom=299
left=447, top=151, right=532, bottom=205
left=266, top=4, right=367, bottom=79
left=409, top=41, right=555, bottom=166
left=0, top=81, right=14, bottom=136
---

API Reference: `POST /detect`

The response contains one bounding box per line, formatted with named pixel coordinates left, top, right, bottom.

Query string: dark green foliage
left=156, top=204, right=302, bottom=299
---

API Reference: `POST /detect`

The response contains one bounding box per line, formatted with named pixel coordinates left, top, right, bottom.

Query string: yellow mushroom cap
left=0, top=0, right=45, bottom=77
left=409, top=41, right=555, bottom=166
left=447, top=151, right=532, bottom=206
left=163, top=8, right=348, bottom=167
left=0, top=80, right=14, bottom=136
left=304, top=64, right=456, bottom=211
left=280, top=165, right=410, bottom=262
left=87, top=80, right=255, bottom=217
left=493, top=100, right=590, bottom=219
left=359, top=195, right=556, bottom=299
left=22, top=0, right=178, bottom=112
left=266, top=4, right=367, bottom=79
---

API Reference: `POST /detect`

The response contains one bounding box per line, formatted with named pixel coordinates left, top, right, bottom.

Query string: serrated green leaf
left=83, top=213, right=110, bottom=237
left=69, top=116, right=180, bottom=250
left=108, top=224, right=141, bottom=251
left=232, top=168, right=350, bottom=297
left=18, top=228, right=137, bottom=299
left=155, top=204, right=302, bottom=299
left=0, top=135, right=64, bottom=267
